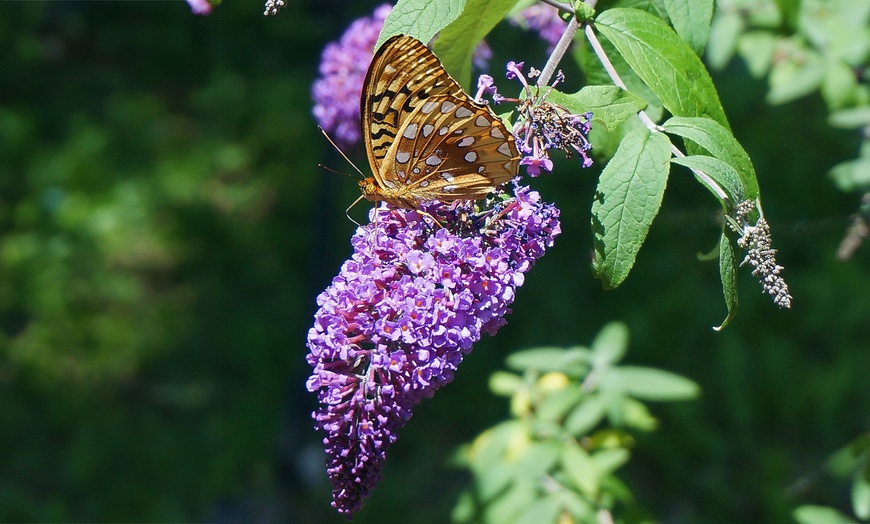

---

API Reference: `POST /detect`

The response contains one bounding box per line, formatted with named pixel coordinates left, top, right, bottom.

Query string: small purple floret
left=306, top=184, right=561, bottom=515
left=520, top=155, right=554, bottom=176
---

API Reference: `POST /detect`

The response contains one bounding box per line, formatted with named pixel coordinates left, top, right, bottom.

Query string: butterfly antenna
left=319, top=126, right=366, bottom=178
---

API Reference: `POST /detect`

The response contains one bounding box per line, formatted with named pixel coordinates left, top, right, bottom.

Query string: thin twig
left=537, top=15, right=580, bottom=87
left=583, top=19, right=730, bottom=203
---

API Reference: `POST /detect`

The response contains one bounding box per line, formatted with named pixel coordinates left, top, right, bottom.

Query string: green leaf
left=829, top=157, right=870, bottom=192
left=561, top=442, right=599, bottom=497
left=822, top=60, right=861, bottom=111
left=829, top=107, right=870, bottom=129
left=793, top=505, right=859, bottom=524
left=591, top=322, right=629, bottom=365
left=853, top=460, right=870, bottom=520
left=378, top=0, right=467, bottom=48
left=591, top=448, right=631, bottom=475
left=507, top=347, right=590, bottom=373
left=715, top=232, right=739, bottom=332
left=512, top=440, right=561, bottom=481
left=433, top=0, right=517, bottom=89
left=547, top=86, right=648, bottom=132
left=663, top=0, right=714, bottom=56
left=767, top=43, right=825, bottom=105
left=615, top=366, right=701, bottom=401
left=565, top=394, right=608, bottom=436
left=662, top=116, right=760, bottom=199
left=595, top=7, right=729, bottom=129
left=736, top=31, right=778, bottom=78
left=514, top=496, right=563, bottom=524
left=591, top=127, right=672, bottom=289
left=620, top=396, right=658, bottom=431
left=537, top=386, right=585, bottom=423
left=489, top=371, right=525, bottom=396
left=467, top=421, right=525, bottom=499
left=671, top=154, right=745, bottom=204
left=484, top=482, right=539, bottom=524
left=706, top=11, right=743, bottom=71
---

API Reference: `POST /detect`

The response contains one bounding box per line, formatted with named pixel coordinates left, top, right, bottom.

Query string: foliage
left=452, top=322, right=699, bottom=524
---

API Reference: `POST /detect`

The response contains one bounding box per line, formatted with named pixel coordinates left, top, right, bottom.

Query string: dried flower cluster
left=731, top=200, right=792, bottom=308
left=306, top=184, right=561, bottom=514
left=482, top=63, right=593, bottom=176
left=263, top=0, right=286, bottom=16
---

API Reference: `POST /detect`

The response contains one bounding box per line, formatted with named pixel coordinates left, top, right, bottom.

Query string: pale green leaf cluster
left=708, top=0, right=870, bottom=204
left=452, top=322, right=699, bottom=524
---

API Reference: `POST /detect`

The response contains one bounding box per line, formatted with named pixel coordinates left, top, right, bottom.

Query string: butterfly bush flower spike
left=186, top=0, right=212, bottom=15
left=729, top=200, right=792, bottom=308
left=510, top=4, right=569, bottom=52
left=311, top=4, right=391, bottom=146
left=490, top=63, right=593, bottom=177
left=307, top=184, right=561, bottom=515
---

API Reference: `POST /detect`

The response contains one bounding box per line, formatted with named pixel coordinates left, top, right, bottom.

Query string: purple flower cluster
left=312, top=4, right=392, bottom=146
left=510, top=4, right=568, bottom=51
left=306, top=184, right=560, bottom=515
left=185, top=0, right=212, bottom=15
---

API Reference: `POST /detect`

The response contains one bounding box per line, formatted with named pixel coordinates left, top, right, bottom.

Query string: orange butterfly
left=355, top=35, right=520, bottom=211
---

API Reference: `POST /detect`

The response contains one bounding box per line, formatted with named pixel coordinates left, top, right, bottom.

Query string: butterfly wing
left=380, top=95, right=519, bottom=202
left=361, top=35, right=465, bottom=181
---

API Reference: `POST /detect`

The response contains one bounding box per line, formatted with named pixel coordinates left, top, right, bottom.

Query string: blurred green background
left=1, top=1, right=868, bottom=523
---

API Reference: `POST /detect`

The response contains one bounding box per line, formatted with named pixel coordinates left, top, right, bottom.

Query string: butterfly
left=356, top=35, right=520, bottom=211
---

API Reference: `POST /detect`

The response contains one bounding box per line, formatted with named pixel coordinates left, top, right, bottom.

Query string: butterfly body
left=359, top=35, right=520, bottom=210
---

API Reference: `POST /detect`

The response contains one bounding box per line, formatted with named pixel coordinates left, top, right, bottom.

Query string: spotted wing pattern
left=359, top=35, right=519, bottom=209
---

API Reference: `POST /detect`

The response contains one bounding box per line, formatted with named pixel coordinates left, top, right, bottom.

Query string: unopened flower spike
left=484, top=62, right=593, bottom=177
left=728, top=199, right=793, bottom=308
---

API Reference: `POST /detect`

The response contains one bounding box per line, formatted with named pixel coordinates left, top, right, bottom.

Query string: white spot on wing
left=396, top=151, right=411, bottom=164
left=478, top=166, right=485, bottom=173
left=402, top=123, right=419, bottom=140
left=421, top=101, right=439, bottom=114
left=475, top=115, right=490, bottom=127
left=440, top=101, right=457, bottom=113
left=443, top=184, right=458, bottom=193
left=457, top=136, right=474, bottom=147
left=442, top=173, right=455, bottom=182
left=455, top=106, right=473, bottom=118
left=464, top=151, right=478, bottom=162
left=497, top=143, right=513, bottom=156
left=490, top=127, right=505, bottom=139
left=384, top=180, right=398, bottom=190
left=425, top=155, right=442, bottom=166
left=420, top=180, right=430, bottom=187
left=422, top=124, right=435, bottom=137
left=438, top=126, right=450, bottom=136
